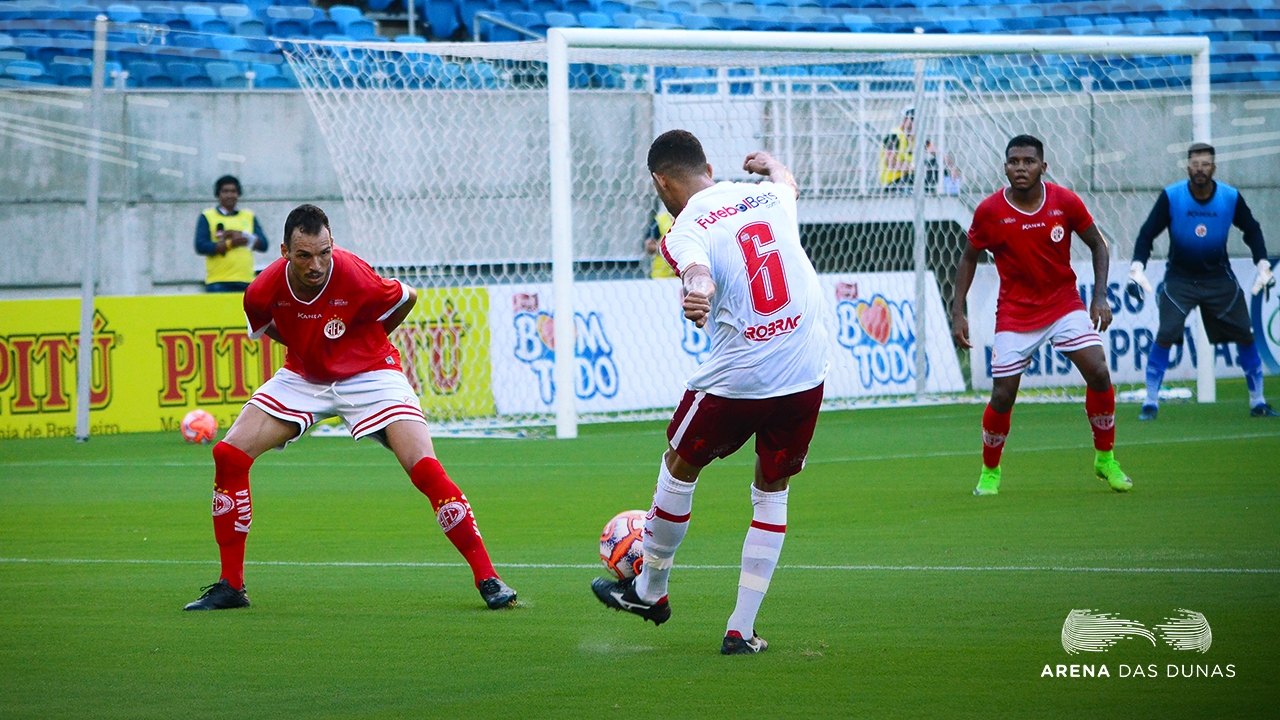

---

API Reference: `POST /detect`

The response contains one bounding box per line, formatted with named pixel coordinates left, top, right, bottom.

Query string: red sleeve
left=967, top=204, right=990, bottom=251
left=350, top=255, right=410, bottom=324
left=1064, top=188, right=1095, bottom=235
left=243, top=279, right=274, bottom=340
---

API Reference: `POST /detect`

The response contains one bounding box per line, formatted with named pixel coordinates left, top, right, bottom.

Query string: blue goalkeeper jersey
left=1133, top=179, right=1268, bottom=280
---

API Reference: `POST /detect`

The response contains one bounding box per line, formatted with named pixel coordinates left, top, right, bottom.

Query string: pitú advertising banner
left=0, top=288, right=492, bottom=439
left=967, top=258, right=1277, bottom=390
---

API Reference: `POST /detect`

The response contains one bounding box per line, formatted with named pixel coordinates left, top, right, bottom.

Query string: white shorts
left=990, top=310, right=1103, bottom=378
left=247, top=368, right=426, bottom=448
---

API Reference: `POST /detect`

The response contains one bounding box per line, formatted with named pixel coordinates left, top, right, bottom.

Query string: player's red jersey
left=244, top=246, right=410, bottom=384
left=968, top=182, right=1094, bottom=333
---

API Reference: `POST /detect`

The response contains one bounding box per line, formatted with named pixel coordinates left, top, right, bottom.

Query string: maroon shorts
left=666, top=383, right=824, bottom=482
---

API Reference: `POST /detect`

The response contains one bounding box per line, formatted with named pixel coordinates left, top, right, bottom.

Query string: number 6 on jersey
left=737, top=221, right=791, bottom=316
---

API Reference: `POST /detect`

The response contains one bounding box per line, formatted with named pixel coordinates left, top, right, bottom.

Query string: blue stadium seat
left=168, top=60, right=211, bottom=86
left=345, top=19, right=378, bottom=39
left=682, top=14, right=716, bottom=29
left=307, top=18, right=337, bottom=36
left=395, top=33, right=428, bottom=41
left=1091, top=15, right=1124, bottom=34
left=510, top=9, right=546, bottom=33
left=545, top=10, right=579, bottom=25
left=50, top=57, right=92, bottom=85
left=793, top=0, right=823, bottom=17
left=1125, top=17, right=1155, bottom=34
left=459, top=0, right=492, bottom=36
left=141, top=3, right=179, bottom=24
left=842, top=13, right=873, bottom=31
left=939, top=16, right=969, bottom=33
left=578, top=11, right=613, bottom=26
left=493, top=0, right=525, bottom=18
left=757, top=0, right=788, bottom=19
left=529, top=0, right=557, bottom=14
left=424, top=0, right=459, bottom=38
left=183, top=4, right=217, bottom=27
left=106, top=3, right=144, bottom=23
left=562, top=0, right=590, bottom=14
left=201, top=18, right=232, bottom=33
left=329, top=5, right=364, bottom=27
left=250, top=61, right=281, bottom=81
left=211, top=34, right=248, bottom=52
left=4, top=59, right=56, bottom=84
left=205, top=59, right=244, bottom=86
left=665, top=0, right=696, bottom=13
left=726, top=0, right=756, bottom=18
left=611, top=10, right=641, bottom=27
left=1062, top=16, right=1091, bottom=33
left=645, top=10, right=680, bottom=23
left=696, top=0, right=729, bottom=16
left=125, top=59, right=170, bottom=86
left=970, top=17, right=1001, bottom=33
left=235, top=18, right=266, bottom=35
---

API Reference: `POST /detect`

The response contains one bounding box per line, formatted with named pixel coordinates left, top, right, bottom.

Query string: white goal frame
left=546, top=29, right=1213, bottom=439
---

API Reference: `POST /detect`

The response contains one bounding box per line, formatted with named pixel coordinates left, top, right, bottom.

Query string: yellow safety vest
left=878, top=127, right=914, bottom=186
left=202, top=208, right=257, bottom=285
left=649, top=211, right=677, bottom=279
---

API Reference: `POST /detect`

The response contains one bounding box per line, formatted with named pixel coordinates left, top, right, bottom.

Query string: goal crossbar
left=546, top=30, right=1213, bottom=438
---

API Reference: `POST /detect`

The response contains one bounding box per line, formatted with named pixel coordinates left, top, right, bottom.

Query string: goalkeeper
left=1128, top=142, right=1277, bottom=420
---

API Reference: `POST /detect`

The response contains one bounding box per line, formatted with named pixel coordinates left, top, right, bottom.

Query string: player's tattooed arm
left=743, top=151, right=798, bottom=198
left=382, top=287, right=418, bottom=334
left=1078, top=224, right=1114, bottom=332
left=950, top=244, right=981, bottom=349
left=681, top=264, right=716, bottom=329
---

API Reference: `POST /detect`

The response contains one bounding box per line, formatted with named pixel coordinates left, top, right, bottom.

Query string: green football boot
left=1094, top=450, right=1132, bottom=492
left=974, top=465, right=1001, bottom=496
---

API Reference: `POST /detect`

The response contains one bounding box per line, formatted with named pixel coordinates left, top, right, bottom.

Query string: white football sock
left=633, top=461, right=695, bottom=603
left=726, top=485, right=788, bottom=639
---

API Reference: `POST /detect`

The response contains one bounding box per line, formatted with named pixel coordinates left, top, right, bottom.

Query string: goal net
left=280, top=31, right=1211, bottom=435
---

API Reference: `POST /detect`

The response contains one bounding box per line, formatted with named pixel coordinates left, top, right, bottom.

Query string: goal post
left=546, top=29, right=1212, bottom=437
left=281, top=30, right=1215, bottom=439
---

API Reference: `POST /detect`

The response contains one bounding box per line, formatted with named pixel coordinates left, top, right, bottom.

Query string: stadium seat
left=459, top=0, right=492, bottom=36
left=168, top=60, right=211, bottom=86
left=395, top=33, right=427, bottom=42
left=793, top=0, right=823, bottom=18
left=106, top=3, right=144, bottom=23
left=50, top=56, right=92, bottom=85
left=578, top=11, right=613, bottom=27
left=970, top=17, right=1001, bottom=33
left=210, top=34, right=248, bottom=53
left=4, top=59, right=56, bottom=84
left=205, top=59, right=244, bottom=86
left=696, top=0, right=729, bottom=16
left=611, top=11, right=641, bottom=27
left=201, top=18, right=232, bottom=33
left=183, top=4, right=217, bottom=27
left=530, top=0, right=558, bottom=14
left=645, top=10, right=680, bottom=23
left=681, top=14, right=716, bottom=29
left=424, top=0, right=459, bottom=39
left=632, top=0, right=661, bottom=10
left=141, top=3, right=179, bottom=24
left=842, top=13, right=873, bottom=31
left=510, top=10, right=547, bottom=33
left=545, top=10, right=579, bottom=26
left=665, top=0, right=696, bottom=14
left=235, top=18, right=266, bottom=35
left=564, top=0, right=594, bottom=14
left=346, top=18, right=379, bottom=39
left=328, top=5, right=364, bottom=26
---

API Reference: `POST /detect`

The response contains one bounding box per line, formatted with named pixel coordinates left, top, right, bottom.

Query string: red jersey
left=968, top=182, right=1093, bottom=333
left=244, top=246, right=410, bottom=383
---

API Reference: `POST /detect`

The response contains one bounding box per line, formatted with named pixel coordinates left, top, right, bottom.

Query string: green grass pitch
left=1, top=379, right=1277, bottom=719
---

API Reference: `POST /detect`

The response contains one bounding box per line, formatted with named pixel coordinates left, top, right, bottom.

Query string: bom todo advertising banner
left=967, top=258, right=1278, bottom=390
left=0, top=289, right=492, bottom=440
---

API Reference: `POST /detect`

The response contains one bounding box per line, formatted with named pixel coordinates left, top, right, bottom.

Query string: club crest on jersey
left=324, top=317, right=346, bottom=339
left=1195, top=224, right=1208, bottom=237
left=1051, top=225, right=1066, bottom=243
left=212, top=491, right=235, bottom=517
left=436, top=501, right=468, bottom=532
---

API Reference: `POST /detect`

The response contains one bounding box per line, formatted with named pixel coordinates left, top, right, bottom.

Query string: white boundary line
left=1, top=558, right=1276, bottom=574
left=2, top=430, right=1277, bottom=469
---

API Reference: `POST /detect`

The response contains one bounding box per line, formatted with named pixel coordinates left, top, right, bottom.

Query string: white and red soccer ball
left=180, top=409, right=218, bottom=444
left=599, top=510, right=646, bottom=580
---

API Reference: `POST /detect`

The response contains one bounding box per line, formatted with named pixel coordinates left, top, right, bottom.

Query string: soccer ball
left=180, top=409, right=218, bottom=444
left=599, top=510, right=646, bottom=580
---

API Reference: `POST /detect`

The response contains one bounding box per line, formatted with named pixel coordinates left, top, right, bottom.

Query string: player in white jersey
left=592, top=129, right=830, bottom=655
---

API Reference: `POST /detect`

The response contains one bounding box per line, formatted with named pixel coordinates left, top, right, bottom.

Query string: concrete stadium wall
left=1, top=88, right=1277, bottom=298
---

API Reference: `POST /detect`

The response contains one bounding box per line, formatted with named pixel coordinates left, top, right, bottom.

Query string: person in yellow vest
left=644, top=209, right=677, bottom=279
left=878, top=106, right=961, bottom=195
left=195, top=175, right=269, bottom=292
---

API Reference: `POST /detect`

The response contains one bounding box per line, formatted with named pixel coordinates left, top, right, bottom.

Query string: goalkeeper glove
left=1127, top=261, right=1154, bottom=301
left=1251, top=259, right=1275, bottom=297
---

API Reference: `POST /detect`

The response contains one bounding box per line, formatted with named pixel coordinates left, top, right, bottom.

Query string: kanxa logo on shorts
left=324, top=317, right=346, bottom=339
left=212, top=491, right=235, bottom=517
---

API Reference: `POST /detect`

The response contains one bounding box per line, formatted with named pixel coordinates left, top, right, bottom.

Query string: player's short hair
left=648, top=129, right=708, bottom=178
left=1187, top=142, right=1215, bottom=160
left=214, top=175, right=241, bottom=196
left=283, top=204, right=331, bottom=247
left=1005, top=135, right=1044, bottom=160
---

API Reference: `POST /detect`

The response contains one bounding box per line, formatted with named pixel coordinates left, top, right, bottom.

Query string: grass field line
left=2, top=430, right=1277, bottom=470
left=2, top=557, right=1278, bottom=574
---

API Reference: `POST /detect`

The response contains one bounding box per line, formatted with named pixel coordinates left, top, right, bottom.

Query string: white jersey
left=660, top=181, right=829, bottom=399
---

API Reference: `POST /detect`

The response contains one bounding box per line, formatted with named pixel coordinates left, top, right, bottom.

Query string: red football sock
left=410, top=457, right=498, bottom=587
left=211, top=441, right=253, bottom=591
left=1086, top=386, right=1116, bottom=451
left=982, top=404, right=1012, bottom=469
